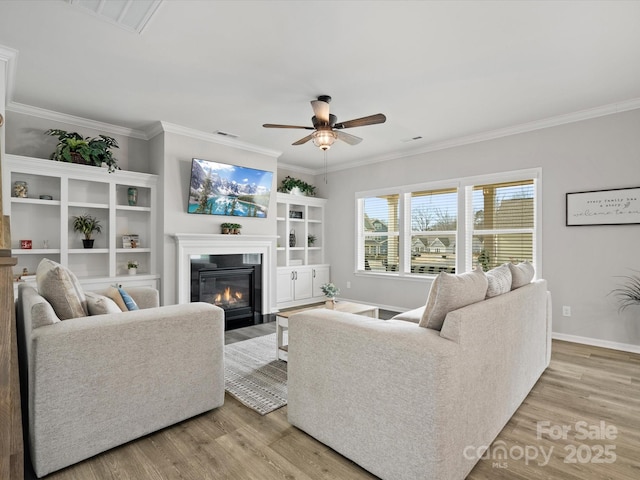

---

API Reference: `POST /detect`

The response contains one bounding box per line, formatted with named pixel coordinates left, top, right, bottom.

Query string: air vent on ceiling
left=66, top=0, right=163, bottom=34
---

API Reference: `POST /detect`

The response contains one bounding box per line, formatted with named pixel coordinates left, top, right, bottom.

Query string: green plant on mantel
left=278, top=176, right=316, bottom=196
left=45, top=129, right=120, bottom=173
left=72, top=214, right=102, bottom=240
left=610, top=271, right=640, bottom=313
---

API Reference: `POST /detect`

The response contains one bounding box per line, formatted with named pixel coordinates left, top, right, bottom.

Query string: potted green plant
left=221, top=223, right=242, bottom=234
left=278, top=176, right=316, bottom=196
left=45, top=129, right=120, bottom=173
left=72, top=214, right=102, bottom=248
left=321, top=282, right=340, bottom=308
left=308, top=234, right=317, bottom=246
left=610, top=271, right=640, bottom=313
left=127, top=260, right=138, bottom=275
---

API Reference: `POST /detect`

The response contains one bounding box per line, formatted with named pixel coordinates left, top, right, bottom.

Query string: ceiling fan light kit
left=312, top=130, right=337, bottom=150
left=263, top=95, right=386, bottom=151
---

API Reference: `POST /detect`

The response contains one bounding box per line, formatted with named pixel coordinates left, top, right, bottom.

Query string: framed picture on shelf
left=122, top=234, right=140, bottom=248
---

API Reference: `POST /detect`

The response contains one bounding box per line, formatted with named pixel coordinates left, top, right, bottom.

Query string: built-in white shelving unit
left=3, top=155, right=159, bottom=292
left=276, top=192, right=330, bottom=308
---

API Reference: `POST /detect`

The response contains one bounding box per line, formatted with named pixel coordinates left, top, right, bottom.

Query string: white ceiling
left=1, top=0, right=640, bottom=173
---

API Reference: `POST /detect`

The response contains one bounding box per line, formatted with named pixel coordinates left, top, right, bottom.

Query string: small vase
left=82, top=239, right=94, bottom=249
left=325, top=298, right=336, bottom=309
left=128, top=268, right=137, bottom=276
left=13, top=181, right=28, bottom=198
left=127, top=187, right=138, bottom=206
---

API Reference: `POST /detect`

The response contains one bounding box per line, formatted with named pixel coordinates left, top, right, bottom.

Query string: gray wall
left=153, top=130, right=279, bottom=305
left=317, top=109, right=640, bottom=348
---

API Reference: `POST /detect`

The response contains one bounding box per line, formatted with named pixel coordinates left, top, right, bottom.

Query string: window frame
left=355, top=168, right=542, bottom=280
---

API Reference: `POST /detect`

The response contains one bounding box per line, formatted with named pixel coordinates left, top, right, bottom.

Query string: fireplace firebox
left=191, top=254, right=263, bottom=330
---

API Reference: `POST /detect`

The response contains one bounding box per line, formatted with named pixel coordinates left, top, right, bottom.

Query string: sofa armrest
left=287, top=309, right=460, bottom=480
left=27, top=302, right=224, bottom=476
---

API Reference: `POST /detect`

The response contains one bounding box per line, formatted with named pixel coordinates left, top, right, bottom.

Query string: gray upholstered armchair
left=16, top=282, right=225, bottom=477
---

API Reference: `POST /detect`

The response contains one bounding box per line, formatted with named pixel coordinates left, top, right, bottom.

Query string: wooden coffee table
left=276, top=301, right=379, bottom=361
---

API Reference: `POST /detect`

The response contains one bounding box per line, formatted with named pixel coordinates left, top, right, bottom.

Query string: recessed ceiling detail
left=65, top=0, right=163, bottom=34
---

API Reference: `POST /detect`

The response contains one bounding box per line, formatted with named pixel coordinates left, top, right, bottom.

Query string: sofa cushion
left=85, top=292, right=122, bottom=315
left=106, top=286, right=139, bottom=311
left=508, top=261, right=535, bottom=289
left=419, top=268, right=488, bottom=331
left=36, top=258, right=88, bottom=320
left=391, top=306, right=425, bottom=324
left=485, top=264, right=512, bottom=298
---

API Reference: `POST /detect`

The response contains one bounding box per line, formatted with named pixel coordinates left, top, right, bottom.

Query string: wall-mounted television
left=188, top=158, right=274, bottom=218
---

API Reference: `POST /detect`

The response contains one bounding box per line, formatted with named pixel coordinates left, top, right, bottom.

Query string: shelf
left=276, top=217, right=286, bottom=221
left=68, top=249, right=109, bottom=254
left=12, top=249, right=61, bottom=255
left=116, top=205, right=152, bottom=212
left=308, top=219, right=322, bottom=224
left=11, top=197, right=61, bottom=206
left=68, top=201, right=109, bottom=209
left=116, top=248, right=151, bottom=253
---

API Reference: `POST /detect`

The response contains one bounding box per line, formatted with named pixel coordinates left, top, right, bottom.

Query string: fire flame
left=214, top=287, right=243, bottom=306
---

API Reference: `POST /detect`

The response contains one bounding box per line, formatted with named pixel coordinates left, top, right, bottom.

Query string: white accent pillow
left=508, top=261, right=535, bottom=289
left=420, top=268, right=488, bottom=331
left=485, top=264, right=512, bottom=298
left=85, top=292, right=122, bottom=315
left=36, top=258, right=88, bottom=320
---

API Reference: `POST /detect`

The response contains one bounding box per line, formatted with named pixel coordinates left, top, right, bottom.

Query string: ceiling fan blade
left=335, top=130, right=362, bottom=145
left=263, top=123, right=314, bottom=130
left=334, top=113, right=386, bottom=129
left=292, top=134, right=314, bottom=146
left=311, top=100, right=330, bottom=124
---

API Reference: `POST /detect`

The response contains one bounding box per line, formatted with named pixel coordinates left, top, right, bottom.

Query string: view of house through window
left=471, top=180, right=535, bottom=271
left=357, top=171, right=539, bottom=276
left=410, top=188, right=457, bottom=275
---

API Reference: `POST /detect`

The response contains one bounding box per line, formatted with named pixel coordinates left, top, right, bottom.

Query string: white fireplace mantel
left=173, top=233, right=278, bottom=313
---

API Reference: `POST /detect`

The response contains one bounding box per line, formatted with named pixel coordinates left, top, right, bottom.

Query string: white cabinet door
left=277, top=268, right=295, bottom=303
left=311, top=265, right=330, bottom=297
left=293, top=267, right=313, bottom=300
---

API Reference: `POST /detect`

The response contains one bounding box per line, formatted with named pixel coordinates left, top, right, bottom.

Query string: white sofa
left=287, top=279, right=551, bottom=480
left=16, top=283, right=225, bottom=477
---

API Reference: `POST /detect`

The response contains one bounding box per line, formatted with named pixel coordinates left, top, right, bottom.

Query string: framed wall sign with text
left=566, top=186, right=640, bottom=226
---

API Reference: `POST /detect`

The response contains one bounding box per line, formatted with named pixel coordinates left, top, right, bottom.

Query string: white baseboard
left=552, top=332, right=640, bottom=354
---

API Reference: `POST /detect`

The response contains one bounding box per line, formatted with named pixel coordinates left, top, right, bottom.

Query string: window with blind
left=356, top=169, right=540, bottom=277
left=359, top=194, right=400, bottom=272
left=470, top=180, right=535, bottom=271
left=410, top=188, right=458, bottom=275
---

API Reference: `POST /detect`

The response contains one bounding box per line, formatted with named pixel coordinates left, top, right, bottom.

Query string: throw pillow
left=419, top=268, right=488, bottom=331
left=118, top=287, right=139, bottom=311
left=106, top=286, right=139, bottom=311
left=85, top=292, right=122, bottom=315
left=36, top=258, right=88, bottom=320
left=485, top=264, right=512, bottom=298
left=508, top=261, right=535, bottom=290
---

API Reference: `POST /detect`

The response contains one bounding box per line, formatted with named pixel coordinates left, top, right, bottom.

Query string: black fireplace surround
left=190, top=254, right=264, bottom=330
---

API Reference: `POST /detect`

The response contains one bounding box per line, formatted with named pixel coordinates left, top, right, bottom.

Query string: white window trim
left=355, top=167, right=542, bottom=280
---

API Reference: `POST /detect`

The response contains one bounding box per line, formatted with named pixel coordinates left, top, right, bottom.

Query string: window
left=356, top=169, right=540, bottom=277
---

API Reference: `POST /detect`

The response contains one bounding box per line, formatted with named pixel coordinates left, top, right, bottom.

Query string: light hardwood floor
left=27, top=323, right=640, bottom=480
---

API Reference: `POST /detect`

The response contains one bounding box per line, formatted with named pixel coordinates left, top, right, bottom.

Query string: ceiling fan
left=263, top=95, right=386, bottom=151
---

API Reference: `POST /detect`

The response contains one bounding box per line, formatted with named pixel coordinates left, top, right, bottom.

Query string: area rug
left=224, top=333, right=288, bottom=415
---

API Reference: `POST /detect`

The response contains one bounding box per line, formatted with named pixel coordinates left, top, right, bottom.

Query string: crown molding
left=0, top=45, right=18, bottom=105
left=157, top=121, right=282, bottom=158
left=6, top=102, right=149, bottom=139
left=313, top=97, right=640, bottom=175
left=276, top=161, right=317, bottom=176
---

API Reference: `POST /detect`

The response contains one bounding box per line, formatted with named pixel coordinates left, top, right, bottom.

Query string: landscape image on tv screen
left=188, top=158, right=273, bottom=218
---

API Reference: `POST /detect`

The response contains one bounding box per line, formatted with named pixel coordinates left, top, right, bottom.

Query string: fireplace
left=191, top=254, right=263, bottom=330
